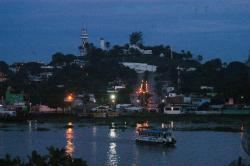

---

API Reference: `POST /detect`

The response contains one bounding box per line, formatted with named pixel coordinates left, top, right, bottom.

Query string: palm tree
left=28, top=150, right=47, bottom=166
left=105, top=42, right=110, bottom=50
left=197, top=55, right=203, bottom=62
left=129, top=32, right=143, bottom=45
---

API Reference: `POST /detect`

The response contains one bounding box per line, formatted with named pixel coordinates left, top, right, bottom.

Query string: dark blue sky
left=0, top=0, right=250, bottom=63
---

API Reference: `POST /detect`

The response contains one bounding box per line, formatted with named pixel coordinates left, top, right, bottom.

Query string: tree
left=0, top=61, right=9, bottom=74
left=203, top=58, right=222, bottom=71
left=129, top=31, right=143, bottom=45
left=106, top=41, right=110, bottom=50
left=0, top=146, right=87, bottom=166
left=197, top=55, right=203, bottom=62
left=51, top=52, right=65, bottom=65
left=27, top=150, right=47, bottom=165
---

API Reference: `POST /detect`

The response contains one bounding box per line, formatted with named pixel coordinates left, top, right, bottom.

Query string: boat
left=136, top=129, right=176, bottom=146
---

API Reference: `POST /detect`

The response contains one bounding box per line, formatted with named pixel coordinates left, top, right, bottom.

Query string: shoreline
left=0, top=113, right=249, bottom=132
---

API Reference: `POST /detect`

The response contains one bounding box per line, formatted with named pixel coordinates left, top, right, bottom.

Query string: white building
left=121, top=62, right=157, bottom=73
left=100, top=38, right=107, bottom=50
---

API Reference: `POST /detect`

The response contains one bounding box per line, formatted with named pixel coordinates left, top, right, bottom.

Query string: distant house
left=39, top=72, right=53, bottom=80
left=5, top=88, right=25, bottom=108
left=9, top=63, right=24, bottom=73
left=0, top=72, right=7, bottom=82
left=71, top=59, right=87, bottom=67
left=107, top=79, right=126, bottom=93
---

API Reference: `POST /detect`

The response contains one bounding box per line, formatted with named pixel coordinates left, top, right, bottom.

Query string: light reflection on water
left=106, top=142, right=118, bottom=166
left=65, top=125, right=74, bottom=157
left=109, top=129, right=117, bottom=139
left=92, top=126, right=97, bottom=137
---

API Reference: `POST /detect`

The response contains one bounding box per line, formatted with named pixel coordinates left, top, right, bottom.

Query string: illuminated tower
left=79, top=28, right=88, bottom=56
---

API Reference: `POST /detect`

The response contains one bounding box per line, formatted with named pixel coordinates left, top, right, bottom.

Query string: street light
left=65, top=94, right=74, bottom=102
left=110, top=94, right=116, bottom=110
left=64, top=94, right=74, bottom=112
left=110, top=94, right=116, bottom=100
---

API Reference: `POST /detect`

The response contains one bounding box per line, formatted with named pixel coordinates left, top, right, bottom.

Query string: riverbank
left=0, top=113, right=249, bottom=132
left=1, top=112, right=250, bottom=123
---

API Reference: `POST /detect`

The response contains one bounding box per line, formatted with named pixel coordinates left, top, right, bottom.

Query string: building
left=71, top=59, right=87, bottom=67
left=100, top=38, right=107, bottom=50
left=39, top=72, right=53, bottom=80
left=0, top=72, right=7, bottom=82
left=121, top=62, right=157, bottom=73
left=5, top=88, right=26, bottom=109
left=165, top=95, right=191, bottom=105
left=9, top=63, right=24, bottom=73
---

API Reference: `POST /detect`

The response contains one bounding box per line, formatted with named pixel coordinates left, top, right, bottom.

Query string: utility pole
left=170, top=46, right=173, bottom=59
left=177, top=66, right=181, bottom=94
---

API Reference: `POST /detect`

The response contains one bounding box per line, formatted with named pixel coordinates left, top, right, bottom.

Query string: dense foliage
left=0, top=146, right=87, bottom=166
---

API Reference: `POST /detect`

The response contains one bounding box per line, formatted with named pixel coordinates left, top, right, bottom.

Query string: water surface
left=0, top=122, right=246, bottom=166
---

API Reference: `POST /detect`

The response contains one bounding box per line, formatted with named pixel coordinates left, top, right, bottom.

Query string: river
left=0, top=121, right=247, bottom=166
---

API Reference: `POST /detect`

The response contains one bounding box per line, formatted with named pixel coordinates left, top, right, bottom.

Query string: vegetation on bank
left=0, top=146, right=87, bottom=166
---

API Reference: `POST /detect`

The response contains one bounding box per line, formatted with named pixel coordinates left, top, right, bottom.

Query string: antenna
left=79, top=28, right=88, bottom=56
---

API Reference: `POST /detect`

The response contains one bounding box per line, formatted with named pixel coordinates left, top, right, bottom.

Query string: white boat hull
left=136, top=137, right=176, bottom=145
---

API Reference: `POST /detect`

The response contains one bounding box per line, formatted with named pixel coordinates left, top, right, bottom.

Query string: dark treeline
left=0, top=32, right=250, bottom=106
left=0, top=146, right=87, bottom=166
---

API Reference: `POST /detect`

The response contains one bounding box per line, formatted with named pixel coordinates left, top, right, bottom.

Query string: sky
left=0, top=0, right=250, bottom=63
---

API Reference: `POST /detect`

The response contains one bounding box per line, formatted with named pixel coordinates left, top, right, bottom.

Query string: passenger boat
left=136, top=129, right=176, bottom=146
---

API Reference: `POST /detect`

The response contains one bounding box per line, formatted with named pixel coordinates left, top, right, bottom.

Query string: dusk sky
left=0, top=0, right=250, bottom=63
